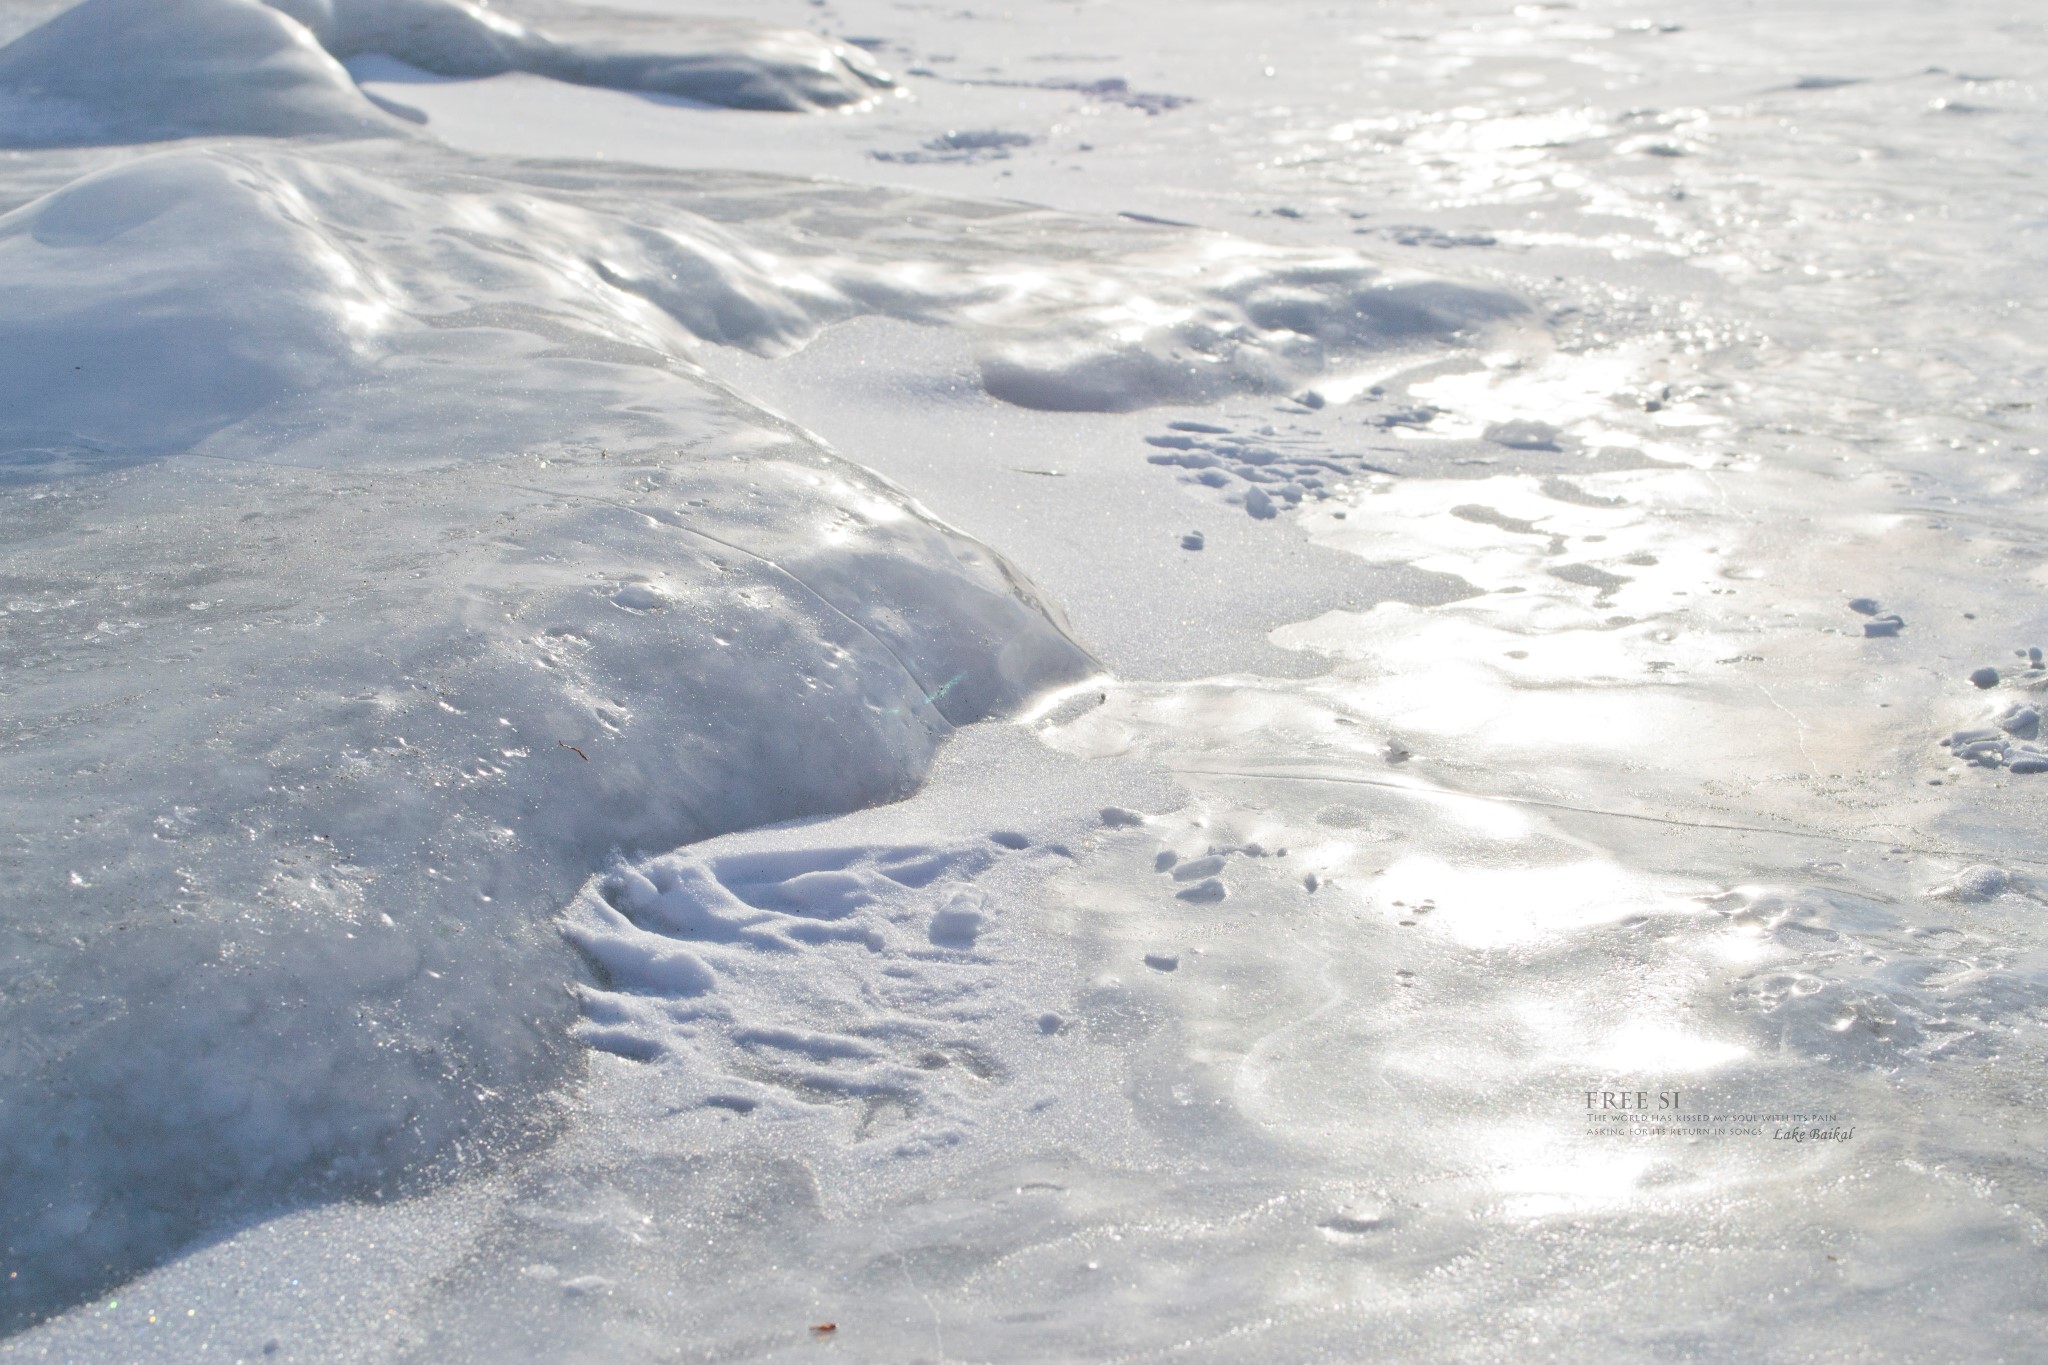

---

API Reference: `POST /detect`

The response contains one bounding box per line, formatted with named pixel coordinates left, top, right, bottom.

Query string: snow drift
left=0, top=0, right=893, bottom=148
left=0, top=0, right=399, bottom=144
left=269, top=0, right=897, bottom=111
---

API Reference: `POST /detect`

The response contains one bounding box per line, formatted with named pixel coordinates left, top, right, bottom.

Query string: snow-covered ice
left=0, top=0, right=894, bottom=147
left=2, top=0, right=2047, bottom=1358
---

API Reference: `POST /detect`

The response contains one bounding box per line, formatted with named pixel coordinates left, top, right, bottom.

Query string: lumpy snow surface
left=0, top=0, right=1529, bottom=1330
left=4, top=0, right=2048, bottom=1358
left=0, top=135, right=1121, bottom=1323
left=0, top=0, right=893, bottom=147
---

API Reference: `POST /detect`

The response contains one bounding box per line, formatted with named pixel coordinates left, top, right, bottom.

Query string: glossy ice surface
left=1, top=0, right=2045, bottom=1359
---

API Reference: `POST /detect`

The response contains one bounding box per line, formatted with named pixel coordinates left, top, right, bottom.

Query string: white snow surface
left=4, top=0, right=2048, bottom=1359
left=0, top=0, right=894, bottom=145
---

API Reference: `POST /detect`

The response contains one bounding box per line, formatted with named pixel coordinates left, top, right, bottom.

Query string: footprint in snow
left=1142, top=417, right=1395, bottom=520
left=561, top=831, right=1054, bottom=1138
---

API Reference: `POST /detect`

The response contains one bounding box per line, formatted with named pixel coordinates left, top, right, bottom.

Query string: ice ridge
left=0, top=0, right=895, bottom=148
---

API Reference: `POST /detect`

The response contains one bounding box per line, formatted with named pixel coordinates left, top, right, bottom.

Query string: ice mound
left=0, top=0, right=399, bottom=145
left=272, top=0, right=896, bottom=112
left=972, top=249, right=1519, bottom=412
left=0, top=146, right=844, bottom=455
left=1, top=145, right=1523, bottom=462
left=0, top=0, right=894, bottom=146
left=0, top=143, right=1096, bottom=1329
left=0, top=151, right=381, bottom=452
left=0, top=434, right=1087, bottom=1329
left=466, top=161, right=1526, bottom=413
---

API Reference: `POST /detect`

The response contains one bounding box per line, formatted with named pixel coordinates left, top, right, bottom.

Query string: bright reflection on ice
left=1385, top=781, right=1533, bottom=840
left=1371, top=853, right=1689, bottom=949
left=1488, top=1137, right=1657, bottom=1219
left=1588, top=1023, right=1746, bottom=1073
left=1406, top=108, right=1611, bottom=155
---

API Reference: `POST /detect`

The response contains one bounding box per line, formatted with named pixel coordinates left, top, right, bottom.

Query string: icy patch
left=1406, top=344, right=1727, bottom=468
left=1277, top=468, right=1736, bottom=683
left=871, top=128, right=1034, bottom=164
left=1717, top=883, right=2048, bottom=1066
left=1369, top=853, right=1700, bottom=951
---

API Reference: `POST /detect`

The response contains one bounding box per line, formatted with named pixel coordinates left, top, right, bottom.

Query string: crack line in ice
left=896, top=1251, right=948, bottom=1363
left=1231, top=952, right=1348, bottom=1129
left=1754, top=681, right=1820, bottom=780
left=1167, top=764, right=2039, bottom=867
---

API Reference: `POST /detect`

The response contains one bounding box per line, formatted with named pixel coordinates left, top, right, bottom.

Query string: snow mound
left=971, top=244, right=1521, bottom=411
left=274, top=0, right=897, bottom=112
left=467, top=160, right=1528, bottom=413
left=0, top=0, right=894, bottom=145
left=0, top=0, right=398, bottom=145
left=0, top=151, right=377, bottom=452
left=0, top=146, right=843, bottom=454
left=0, top=144, right=1094, bottom=1329
left=1, top=146, right=1523, bottom=462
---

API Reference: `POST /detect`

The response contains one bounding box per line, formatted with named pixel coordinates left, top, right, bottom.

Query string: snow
left=0, top=0, right=894, bottom=147
left=3, top=0, right=2048, bottom=1358
left=0, top=0, right=396, bottom=145
left=275, top=0, right=896, bottom=112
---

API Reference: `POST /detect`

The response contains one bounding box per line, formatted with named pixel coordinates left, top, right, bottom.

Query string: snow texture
left=9, top=0, right=2047, bottom=1356
left=0, top=0, right=1525, bottom=1326
left=0, top=0, right=399, bottom=144
left=0, top=131, right=1109, bottom=1334
left=0, top=0, right=893, bottom=150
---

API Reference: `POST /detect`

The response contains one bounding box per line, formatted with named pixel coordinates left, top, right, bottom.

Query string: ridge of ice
left=0, top=0, right=895, bottom=148
left=0, top=143, right=1525, bottom=460
left=270, top=0, right=896, bottom=111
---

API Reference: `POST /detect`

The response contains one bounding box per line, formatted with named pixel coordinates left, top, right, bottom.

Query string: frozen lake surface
left=1, top=0, right=2045, bottom=1359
